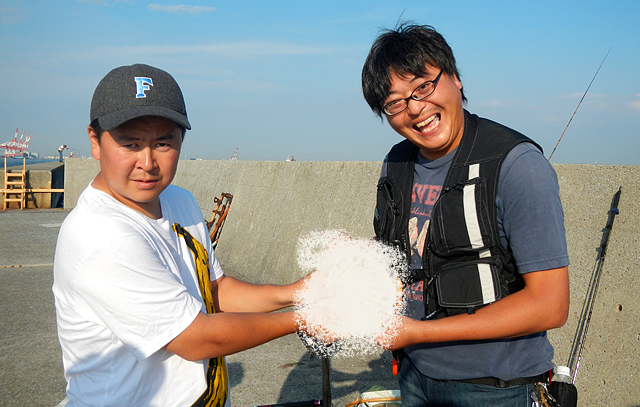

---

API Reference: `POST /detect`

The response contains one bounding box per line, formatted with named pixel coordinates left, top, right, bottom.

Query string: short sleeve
left=75, top=234, right=202, bottom=360
left=497, top=143, right=570, bottom=273
left=209, top=250, right=224, bottom=281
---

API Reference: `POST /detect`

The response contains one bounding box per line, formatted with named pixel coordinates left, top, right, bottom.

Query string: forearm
left=213, top=275, right=309, bottom=313
left=381, top=267, right=569, bottom=349
left=418, top=282, right=567, bottom=343
left=166, top=310, right=297, bottom=361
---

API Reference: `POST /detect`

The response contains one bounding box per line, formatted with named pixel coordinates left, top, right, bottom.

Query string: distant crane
left=0, top=129, right=32, bottom=158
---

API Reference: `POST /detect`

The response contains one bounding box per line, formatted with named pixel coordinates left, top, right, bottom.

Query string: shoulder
left=380, top=139, right=418, bottom=178
left=160, top=185, right=203, bottom=221
left=59, top=186, right=170, bottom=261
left=160, top=185, right=199, bottom=209
left=471, top=112, right=542, bottom=155
left=55, top=187, right=159, bottom=284
left=65, top=185, right=145, bottom=235
left=386, top=139, right=418, bottom=161
left=500, top=143, right=557, bottom=189
left=496, top=142, right=568, bottom=271
left=162, top=184, right=197, bottom=202
left=497, top=142, right=561, bottom=220
left=159, top=185, right=210, bottom=246
left=505, top=142, right=546, bottom=162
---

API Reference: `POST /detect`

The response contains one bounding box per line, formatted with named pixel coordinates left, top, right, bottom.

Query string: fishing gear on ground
left=537, top=187, right=621, bottom=407
left=567, top=187, right=621, bottom=384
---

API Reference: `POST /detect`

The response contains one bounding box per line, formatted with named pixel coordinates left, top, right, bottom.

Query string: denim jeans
left=399, top=356, right=534, bottom=407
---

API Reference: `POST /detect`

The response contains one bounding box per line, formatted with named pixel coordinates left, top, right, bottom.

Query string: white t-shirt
left=53, top=184, right=228, bottom=407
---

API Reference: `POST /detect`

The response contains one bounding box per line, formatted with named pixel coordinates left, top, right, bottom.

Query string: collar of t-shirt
left=415, top=146, right=457, bottom=169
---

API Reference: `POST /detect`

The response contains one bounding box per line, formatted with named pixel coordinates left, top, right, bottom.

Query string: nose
left=406, top=97, right=426, bottom=116
left=137, top=146, right=157, bottom=171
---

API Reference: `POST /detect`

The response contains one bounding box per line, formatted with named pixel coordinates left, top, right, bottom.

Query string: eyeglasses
left=383, top=70, right=443, bottom=116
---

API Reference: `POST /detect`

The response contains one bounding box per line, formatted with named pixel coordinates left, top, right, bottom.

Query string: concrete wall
left=1, top=162, right=64, bottom=208
left=64, top=158, right=640, bottom=406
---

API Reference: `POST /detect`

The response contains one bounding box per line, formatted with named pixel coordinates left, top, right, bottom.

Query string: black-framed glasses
left=383, top=70, right=443, bottom=116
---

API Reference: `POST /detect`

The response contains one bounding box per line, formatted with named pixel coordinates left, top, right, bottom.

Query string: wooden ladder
left=3, top=156, right=27, bottom=210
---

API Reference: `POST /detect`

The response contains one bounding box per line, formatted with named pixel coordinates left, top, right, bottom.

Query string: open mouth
left=415, top=113, right=440, bottom=133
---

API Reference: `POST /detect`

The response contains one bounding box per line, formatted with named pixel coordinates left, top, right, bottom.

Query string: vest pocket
left=430, top=177, right=493, bottom=256
left=435, top=257, right=503, bottom=311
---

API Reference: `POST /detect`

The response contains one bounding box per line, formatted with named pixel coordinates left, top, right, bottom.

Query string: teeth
left=416, top=114, right=439, bottom=133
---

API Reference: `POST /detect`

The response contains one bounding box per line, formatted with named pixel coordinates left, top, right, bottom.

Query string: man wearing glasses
left=362, top=25, right=570, bottom=406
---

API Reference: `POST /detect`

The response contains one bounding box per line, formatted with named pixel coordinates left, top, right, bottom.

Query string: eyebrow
left=113, top=133, right=178, bottom=142
left=386, top=71, right=439, bottom=100
left=386, top=75, right=417, bottom=97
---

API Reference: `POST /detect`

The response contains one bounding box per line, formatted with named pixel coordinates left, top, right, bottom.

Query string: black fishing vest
left=374, top=111, right=542, bottom=319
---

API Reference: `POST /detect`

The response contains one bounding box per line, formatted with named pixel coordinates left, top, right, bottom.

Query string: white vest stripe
left=464, top=164, right=491, bottom=258
left=465, top=164, right=496, bottom=303
left=477, top=263, right=497, bottom=304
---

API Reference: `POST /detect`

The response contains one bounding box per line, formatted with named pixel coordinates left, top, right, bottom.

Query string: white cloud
left=570, top=93, right=640, bottom=113
left=77, top=0, right=109, bottom=5
left=148, top=4, right=216, bottom=14
left=77, top=0, right=133, bottom=5
left=478, top=99, right=522, bottom=108
left=107, top=42, right=333, bottom=57
left=0, top=7, right=31, bottom=25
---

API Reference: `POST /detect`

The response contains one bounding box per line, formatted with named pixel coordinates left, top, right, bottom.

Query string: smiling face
left=89, top=116, right=182, bottom=219
left=384, top=64, right=465, bottom=161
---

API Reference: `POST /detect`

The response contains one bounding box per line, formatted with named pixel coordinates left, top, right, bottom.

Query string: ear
left=88, top=125, right=101, bottom=160
left=452, top=74, right=463, bottom=91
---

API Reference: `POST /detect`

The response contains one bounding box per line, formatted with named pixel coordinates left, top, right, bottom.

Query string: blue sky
left=1, top=0, right=639, bottom=164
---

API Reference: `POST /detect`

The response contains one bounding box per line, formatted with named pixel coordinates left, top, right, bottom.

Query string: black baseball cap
left=90, top=64, right=191, bottom=131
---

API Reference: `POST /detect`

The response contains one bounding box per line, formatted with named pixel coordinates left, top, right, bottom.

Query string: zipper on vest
left=420, top=236, right=439, bottom=320
left=380, top=178, right=405, bottom=254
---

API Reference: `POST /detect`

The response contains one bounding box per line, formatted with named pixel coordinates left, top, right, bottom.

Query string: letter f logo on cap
left=135, top=77, right=153, bottom=98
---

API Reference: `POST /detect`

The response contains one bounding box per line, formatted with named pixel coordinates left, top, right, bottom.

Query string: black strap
left=453, top=371, right=550, bottom=388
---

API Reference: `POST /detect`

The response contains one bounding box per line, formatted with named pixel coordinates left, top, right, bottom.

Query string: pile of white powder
left=294, top=230, right=405, bottom=357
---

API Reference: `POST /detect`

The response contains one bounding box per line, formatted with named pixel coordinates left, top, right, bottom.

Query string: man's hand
left=375, top=315, right=418, bottom=351
left=375, top=266, right=569, bottom=348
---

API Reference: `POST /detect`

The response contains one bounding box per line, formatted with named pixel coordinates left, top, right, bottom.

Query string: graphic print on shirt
left=408, top=182, right=441, bottom=259
left=405, top=182, right=441, bottom=313
left=173, top=223, right=228, bottom=407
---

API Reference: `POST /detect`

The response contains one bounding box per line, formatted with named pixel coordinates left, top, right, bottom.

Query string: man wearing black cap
left=53, top=64, right=306, bottom=407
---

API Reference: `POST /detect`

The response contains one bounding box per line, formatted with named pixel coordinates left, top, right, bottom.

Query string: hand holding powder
left=294, top=231, right=405, bottom=356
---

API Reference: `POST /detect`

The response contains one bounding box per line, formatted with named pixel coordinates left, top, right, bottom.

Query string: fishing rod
left=567, top=186, right=622, bottom=384
left=547, top=48, right=612, bottom=162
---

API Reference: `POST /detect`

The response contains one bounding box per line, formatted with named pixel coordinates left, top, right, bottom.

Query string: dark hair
left=89, top=119, right=105, bottom=139
left=362, top=23, right=466, bottom=117
left=89, top=118, right=187, bottom=142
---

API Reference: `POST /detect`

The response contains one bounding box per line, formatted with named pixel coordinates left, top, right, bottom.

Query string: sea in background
left=2, top=158, right=60, bottom=168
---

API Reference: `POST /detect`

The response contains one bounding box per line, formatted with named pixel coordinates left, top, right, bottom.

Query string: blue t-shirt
left=381, top=142, right=569, bottom=381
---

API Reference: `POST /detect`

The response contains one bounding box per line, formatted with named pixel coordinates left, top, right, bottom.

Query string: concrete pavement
left=0, top=209, right=68, bottom=406
left=0, top=208, right=398, bottom=407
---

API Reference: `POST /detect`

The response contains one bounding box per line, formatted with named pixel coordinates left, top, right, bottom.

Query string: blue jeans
left=399, top=356, right=534, bottom=407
